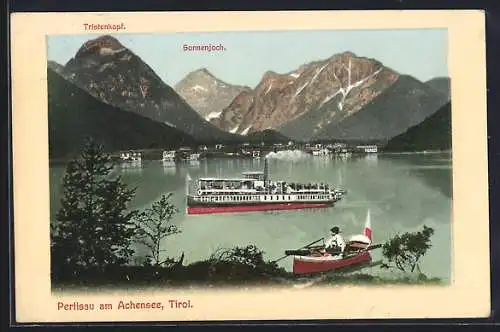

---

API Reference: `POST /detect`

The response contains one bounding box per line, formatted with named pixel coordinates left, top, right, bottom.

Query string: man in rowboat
left=322, top=226, right=346, bottom=256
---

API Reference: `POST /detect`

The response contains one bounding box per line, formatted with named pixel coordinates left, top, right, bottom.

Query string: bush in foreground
left=175, top=245, right=289, bottom=285
left=381, top=225, right=435, bottom=274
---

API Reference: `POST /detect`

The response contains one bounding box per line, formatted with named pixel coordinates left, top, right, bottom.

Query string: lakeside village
left=117, top=141, right=379, bottom=163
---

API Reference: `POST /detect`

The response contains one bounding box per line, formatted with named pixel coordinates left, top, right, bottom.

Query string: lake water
left=49, top=151, right=453, bottom=282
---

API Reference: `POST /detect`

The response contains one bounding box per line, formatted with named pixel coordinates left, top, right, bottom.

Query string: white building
left=356, top=145, right=378, bottom=153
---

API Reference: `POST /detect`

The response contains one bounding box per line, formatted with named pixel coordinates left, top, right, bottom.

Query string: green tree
left=134, top=193, right=181, bottom=267
left=51, top=138, right=137, bottom=278
left=381, top=225, right=435, bottom=273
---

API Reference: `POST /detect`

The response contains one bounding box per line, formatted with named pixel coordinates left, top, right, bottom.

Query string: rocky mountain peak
left=210, top=50, right=401, bottom=136
left=334, top=51, right=357, bottom=59
left=257, top=70, right=296, bottom=95
left=198, top=67, right=213, bottom=75
left=174, top=67, right=252, bottom=120
left=261, top=70, right=282, bottom=80
left=74, top=35, right=126, bottom=59
left=56, top=35, right=237, bottom=142
left=186, top=67, right=215, bottom=79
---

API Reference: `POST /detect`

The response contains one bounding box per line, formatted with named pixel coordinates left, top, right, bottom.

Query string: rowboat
left=284, top=210, right=381, bottom=275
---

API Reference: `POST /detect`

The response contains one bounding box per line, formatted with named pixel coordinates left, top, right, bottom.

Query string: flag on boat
left=364, top=209, right=372, bottom=240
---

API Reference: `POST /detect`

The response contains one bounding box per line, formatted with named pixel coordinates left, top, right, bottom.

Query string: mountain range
left=50, top=35, right=241, bottom=144
left=174, top=68, right=251, bottom=122
left=47, top=35, right=451, bottom=156
left=47, top=67, right=198, bottom=159
left=191, top=52, right=450, bottom=141
left=383, top=102, right=452, bottom=152
left=425, top=77, right=451, bottom=100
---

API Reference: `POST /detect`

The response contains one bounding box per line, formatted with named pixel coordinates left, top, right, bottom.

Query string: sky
left=47, top=29, right=448, bottom=88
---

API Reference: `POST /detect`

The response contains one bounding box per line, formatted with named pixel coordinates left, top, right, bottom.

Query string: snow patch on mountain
left=191, top=84, right=207, bottom=92
left=327, top=60, right=383, bottom=110
left=265, top=83, right=273, bottom=94
left=99, top=47, right=126, bottom=56
left=240, top=125, right=252, bottom=135
left=290, top=82, right=309, bottom=103
left=205, top=111, right=223, bottom=121
left=308, top=63, right=329, bottom=86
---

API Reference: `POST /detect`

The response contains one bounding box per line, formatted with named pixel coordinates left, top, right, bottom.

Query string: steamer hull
left=186, top=196, right=337, bottom=215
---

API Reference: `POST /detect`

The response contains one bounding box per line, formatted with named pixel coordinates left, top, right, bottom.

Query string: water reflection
left=162, top=160, right=176, bottom=175
left=190, top=160, right=201, bottom=167
left=379, top=153, right=452, bottom=198
left=363, top=154, right=378, bottom=165
left=119, top=160, right=143, bottom=174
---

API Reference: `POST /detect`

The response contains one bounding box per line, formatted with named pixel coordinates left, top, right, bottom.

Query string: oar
left=272, top=237, right=325, bottom=263
left=367, top=243, right=382, bottom=250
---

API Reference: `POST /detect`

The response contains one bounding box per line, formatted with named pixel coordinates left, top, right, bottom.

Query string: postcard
left=10, top=10, right=490, bottom=323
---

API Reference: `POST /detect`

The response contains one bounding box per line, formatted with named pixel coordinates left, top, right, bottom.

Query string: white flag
left=363, top=209, right=372, bottom=240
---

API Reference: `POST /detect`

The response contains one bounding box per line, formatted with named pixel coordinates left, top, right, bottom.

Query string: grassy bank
left=51, top=267, right=444, bottom=292
left=51, top=257, right=444, bottom=292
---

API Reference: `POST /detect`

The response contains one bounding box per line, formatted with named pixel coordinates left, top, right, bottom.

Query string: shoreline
left=49, top=149, right=452, bottom=165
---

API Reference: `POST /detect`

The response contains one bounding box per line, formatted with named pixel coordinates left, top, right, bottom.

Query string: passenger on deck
left=323, top=226, right=346, bottom=255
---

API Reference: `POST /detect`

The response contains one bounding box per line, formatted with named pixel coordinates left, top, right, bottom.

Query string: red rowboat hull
left=293, top=251, right=372, bottom=274
left=187, top=202, right=332, bottom=215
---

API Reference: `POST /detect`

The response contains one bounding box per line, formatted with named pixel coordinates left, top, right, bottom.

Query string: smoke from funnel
left=265, top=150, right=310, bottom=162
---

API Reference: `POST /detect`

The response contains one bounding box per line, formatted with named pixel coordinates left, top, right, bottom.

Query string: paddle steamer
left=185, top=159, right=346, bottom=215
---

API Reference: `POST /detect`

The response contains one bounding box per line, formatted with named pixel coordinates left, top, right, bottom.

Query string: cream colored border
left=11, top=10, right=489, bottom=322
